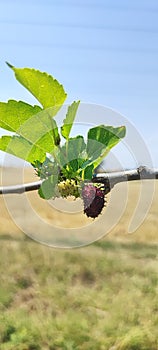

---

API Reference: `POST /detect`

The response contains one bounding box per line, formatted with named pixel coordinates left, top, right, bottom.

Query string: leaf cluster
left=0, top=64, right=126, bottom=199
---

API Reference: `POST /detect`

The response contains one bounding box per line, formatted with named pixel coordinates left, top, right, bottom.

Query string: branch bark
left=93, top=166, right=158, bottom=193
left=0, top=166, right=157, bottom=195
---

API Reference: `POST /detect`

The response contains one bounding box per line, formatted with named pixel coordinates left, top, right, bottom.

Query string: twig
left=93, top=166, right=158, bottom=193
left=0, top=180, right=42, bottom=195
left=0, top=166, right=157, bottom=195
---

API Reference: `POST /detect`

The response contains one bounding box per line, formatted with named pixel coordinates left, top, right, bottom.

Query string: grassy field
left=0, top=167, right=158, bottom=349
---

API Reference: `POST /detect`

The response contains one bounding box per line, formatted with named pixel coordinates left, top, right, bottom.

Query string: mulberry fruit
left=82, top=183, right=106, bottom=218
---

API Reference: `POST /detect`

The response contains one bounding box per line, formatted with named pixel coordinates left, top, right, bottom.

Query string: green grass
left=0, top=234, right=158, bottom=350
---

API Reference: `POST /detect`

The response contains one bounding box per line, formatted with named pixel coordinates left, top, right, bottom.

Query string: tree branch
left=0, top=180, right=42, bottom=195
left=0, top=166, right=157, bottom=195
left=93, top=166, right=158, bottom=193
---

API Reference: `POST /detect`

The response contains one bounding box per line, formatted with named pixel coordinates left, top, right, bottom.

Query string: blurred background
left=0, top=0, right=158, bottom=168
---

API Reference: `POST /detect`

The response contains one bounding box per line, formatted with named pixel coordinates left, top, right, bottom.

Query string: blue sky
left=0, top=0, right=158, bottom=168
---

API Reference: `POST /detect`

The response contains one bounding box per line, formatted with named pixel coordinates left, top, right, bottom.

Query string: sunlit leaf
left=7, top=63, right=67, bottom=111
left=0, top=64, right=126, bottom=193
left=0, top=135, right=46, bottom=163
left=0, top=100, right=42, bottom=132
left=0, top=115, right=59, bottom=164
left=87, top=125, right=126, bottom=168
left=61, top=100, right=80, bottom=139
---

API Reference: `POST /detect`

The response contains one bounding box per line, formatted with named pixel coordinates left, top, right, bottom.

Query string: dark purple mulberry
left=82, top=184, right=106, bottom=218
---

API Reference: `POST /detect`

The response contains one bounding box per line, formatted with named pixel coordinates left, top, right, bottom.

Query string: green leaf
left=0, top=107, right=62, bottom=163
left=61, top=100, right=80, bottom=139
left=83, top=164, right=94, bottom=180
left=0, top=100, right=42, bottom=132
left=55, top=136, right=86, bottom=168
left=51, top=118, right=60, bottom=146
left=7, top=63, right=67, bottom=111
left=87, top=125, right=126, bottom=168
left=68, top=159, right=79, bottom=173
left=17, top=108, right=60, bottom=148
left=36, top=157, right=59, bottom=179
left=0, top=108, right=62, bottom=163
left=0, top=135, right=47, bottom=163
left=38, top=175, right=58, bottom=199
left=0, top=101, right=60, bottom=155
left=66, top=136, right=86, bottom=161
